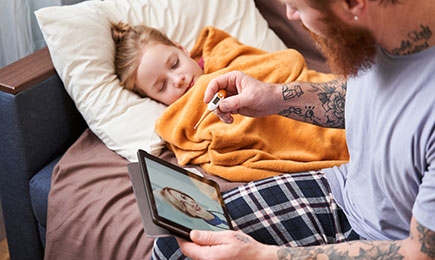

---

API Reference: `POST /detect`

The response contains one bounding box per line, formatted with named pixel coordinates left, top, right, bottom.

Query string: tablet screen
left=143, top=156, right=231, bottom=232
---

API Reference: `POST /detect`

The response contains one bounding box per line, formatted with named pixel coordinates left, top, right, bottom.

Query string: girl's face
left=135, top=43, right=203, bottom=105
left=165, top=189, right=210, bottom=219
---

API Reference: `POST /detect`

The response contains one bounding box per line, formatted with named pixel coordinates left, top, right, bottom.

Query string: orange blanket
left=155, top=27, right=348, bottom=182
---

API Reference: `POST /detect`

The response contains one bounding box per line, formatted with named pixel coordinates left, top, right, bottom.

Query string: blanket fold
left=155, top=26, right=348, bottom=182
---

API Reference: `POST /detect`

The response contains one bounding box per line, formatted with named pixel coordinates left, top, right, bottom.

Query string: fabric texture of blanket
left=155, top=27, right=349, bottom=182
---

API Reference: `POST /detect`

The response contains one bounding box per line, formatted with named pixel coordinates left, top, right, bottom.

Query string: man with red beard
left=151, top=0, right=435, bottom=259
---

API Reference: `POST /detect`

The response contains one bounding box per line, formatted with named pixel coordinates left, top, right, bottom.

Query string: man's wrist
left=270, top=83, right=288, bottom=115
left=256, top=244, right=281, bottom=260
left=273, top=82, right=302, bottom=116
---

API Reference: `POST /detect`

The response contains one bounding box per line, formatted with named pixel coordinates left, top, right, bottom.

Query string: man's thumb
left=190, top=230, right=227, bottom=246
left=219, top=95, right=242, bottom=113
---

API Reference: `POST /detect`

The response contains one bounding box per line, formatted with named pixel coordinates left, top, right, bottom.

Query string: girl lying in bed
left=111, top=22, right=349, bottom=182
left=111, top=22, right=203, bottom=106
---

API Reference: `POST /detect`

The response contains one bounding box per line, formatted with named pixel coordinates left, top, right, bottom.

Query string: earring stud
left=354, top=16, right=359, bottom=21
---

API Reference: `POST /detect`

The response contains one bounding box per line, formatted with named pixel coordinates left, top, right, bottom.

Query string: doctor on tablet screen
left=159, top=187, right=228, bottom=229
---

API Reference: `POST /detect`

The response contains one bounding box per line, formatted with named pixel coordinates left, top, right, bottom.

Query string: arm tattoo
left=234, top=233, right=251, bottom=244
left=417, top=222, right=435, bottom=258
left=279, top=79, right=347, bottom=128
left=279, top=106, right=323, bottom=126
left=310, top=80, right=346, bottom=128
left=276, top=240, right=404, bottom=260
left=282, top=84, right=304, bottom=100
left=392, top=25, right=432, bottom=55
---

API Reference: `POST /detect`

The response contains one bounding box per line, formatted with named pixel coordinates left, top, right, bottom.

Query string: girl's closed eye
left=159, top=80, right=167, bottom=92
left=158, top=57, right=178, bottom=92
left=171, top=58, right=179, bottom=69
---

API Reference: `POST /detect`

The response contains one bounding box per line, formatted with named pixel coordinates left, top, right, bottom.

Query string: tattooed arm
left=204, top=71, right=346, bottom=128
left=275, top=217, right=434, bottom=260
left=178, top=217, right=435, bottom=260
left=278, top=79, right=346, bottom=128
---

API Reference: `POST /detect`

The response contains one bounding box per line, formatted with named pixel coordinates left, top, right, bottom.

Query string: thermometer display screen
left=213, top=97, right=220, bottom=105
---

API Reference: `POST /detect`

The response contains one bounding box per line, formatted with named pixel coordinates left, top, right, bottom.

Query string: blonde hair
left=111, top=21, right=176, bottom=95
left=160, top=187, right=196, bottom=218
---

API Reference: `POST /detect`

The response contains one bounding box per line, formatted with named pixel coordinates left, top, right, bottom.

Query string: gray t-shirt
left=324, top=46, right=435, bottom=240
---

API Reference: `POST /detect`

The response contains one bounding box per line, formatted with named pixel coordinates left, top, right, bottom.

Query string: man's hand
left=204, top=71, right=280, bottom=124
left=177, top=230, right=273, bottom=260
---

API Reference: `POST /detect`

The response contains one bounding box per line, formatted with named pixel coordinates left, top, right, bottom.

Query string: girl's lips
left=188, top=79, right=195, bottom=89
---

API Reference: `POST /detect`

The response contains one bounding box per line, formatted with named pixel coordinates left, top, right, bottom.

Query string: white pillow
left=35, top=0, right=287, bottom=162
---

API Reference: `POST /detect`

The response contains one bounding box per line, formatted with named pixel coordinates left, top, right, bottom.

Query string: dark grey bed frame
left=0, top=47, right=86, bottom=259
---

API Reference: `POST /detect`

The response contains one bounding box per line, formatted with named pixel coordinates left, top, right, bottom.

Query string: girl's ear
left=172, top=40, right=188, bottom=54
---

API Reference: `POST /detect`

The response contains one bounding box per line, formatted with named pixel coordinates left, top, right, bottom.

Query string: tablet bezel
left=137, top=149, right=233, bottom=240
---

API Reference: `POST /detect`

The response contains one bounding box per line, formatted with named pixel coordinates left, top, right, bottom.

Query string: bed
left=0, top=0, right=331, bottom=259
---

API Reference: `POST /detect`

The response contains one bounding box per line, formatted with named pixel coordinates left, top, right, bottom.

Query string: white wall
left=0, top=0, right=86, bottom=68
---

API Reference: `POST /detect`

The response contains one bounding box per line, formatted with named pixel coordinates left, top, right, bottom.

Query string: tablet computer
left=135, top=149, right=233, bottom=240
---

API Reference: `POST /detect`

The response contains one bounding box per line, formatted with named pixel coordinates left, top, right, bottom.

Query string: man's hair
left=111, top=22, right=176, bottom=95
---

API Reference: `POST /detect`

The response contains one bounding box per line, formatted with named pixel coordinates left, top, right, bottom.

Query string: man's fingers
left=177, top=231, right=230, bottom=260
left=204, top=71, right=242, bottom=103
left=190, top=230, right=231, bottom=246
left=178, top=231, right=257, bottom=260
left=177, top=232, right=235, bottom=260
left=177, top=237, right=207, bottom=260
left=218, top=95, right=242, bottom=113
left=214, top=109, right=234, bottom=124
left=204, top=78, right=220, bottom=103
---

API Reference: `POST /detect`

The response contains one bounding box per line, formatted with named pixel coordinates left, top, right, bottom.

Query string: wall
left=0, top=0, right=87, bottom=68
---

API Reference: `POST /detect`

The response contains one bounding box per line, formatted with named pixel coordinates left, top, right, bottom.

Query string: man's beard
left=305, top=15, right=378, bottom=77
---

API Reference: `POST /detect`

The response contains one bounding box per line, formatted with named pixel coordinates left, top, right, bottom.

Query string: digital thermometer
left=207, top=89, right=226, bottom=111
left=194, top=90, right=226, bottom=130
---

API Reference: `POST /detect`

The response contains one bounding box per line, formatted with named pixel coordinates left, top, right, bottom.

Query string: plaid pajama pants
left=152, top=171, right=361, bottom=260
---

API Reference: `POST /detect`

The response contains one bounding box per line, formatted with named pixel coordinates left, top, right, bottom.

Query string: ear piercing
left=354, top=16, right=359, bottom=21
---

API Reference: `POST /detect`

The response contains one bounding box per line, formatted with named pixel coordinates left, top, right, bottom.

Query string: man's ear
left=342, top=0, right=367, bottom=21
left=172, top=40, right=188, bottom=54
